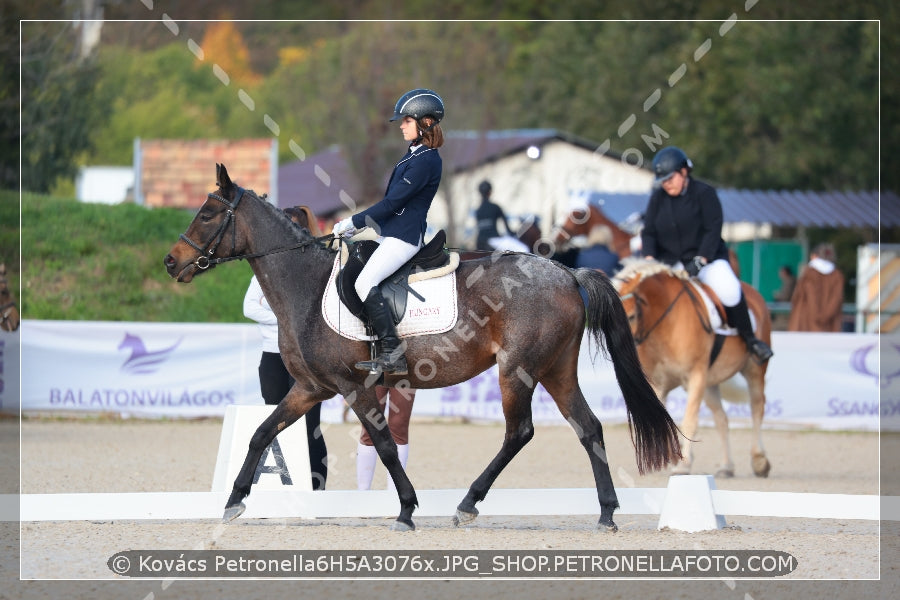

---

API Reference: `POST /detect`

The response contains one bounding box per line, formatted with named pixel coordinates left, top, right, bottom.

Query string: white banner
left=388, top=331, right=882, bottom=431
left=19, top=320, right=263, bottom=418
left=14, top=321, right=884, bottom=431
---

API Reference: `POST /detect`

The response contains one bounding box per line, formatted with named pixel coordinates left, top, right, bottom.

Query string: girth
left=336, top=230, right=450, bottom=325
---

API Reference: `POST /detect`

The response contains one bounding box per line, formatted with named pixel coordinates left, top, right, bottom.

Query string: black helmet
left=652, top=146, right=693, bottom=186
left=390, top=88, right=445, bottom=123
left=478, top=180, right=492, bottom=197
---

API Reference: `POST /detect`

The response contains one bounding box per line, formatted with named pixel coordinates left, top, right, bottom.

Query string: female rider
left=332, top=89, right=445, bottom=375
left=641, top=146, right=773, bottom=363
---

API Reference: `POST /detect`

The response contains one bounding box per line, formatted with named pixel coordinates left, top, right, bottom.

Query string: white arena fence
left=4, top=402, right=898, bottom=530
left=3, top=320, right=889, bottom=431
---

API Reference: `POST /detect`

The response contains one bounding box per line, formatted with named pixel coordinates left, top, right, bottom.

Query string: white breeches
left=676, top=257, right=743, bottom=306
left=354, top=236, right=421, bottom=300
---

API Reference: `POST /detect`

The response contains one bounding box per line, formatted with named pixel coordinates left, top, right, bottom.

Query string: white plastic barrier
left=7, top=485, right=891, bottom=532
left=211, top=405, right=311, bottom=493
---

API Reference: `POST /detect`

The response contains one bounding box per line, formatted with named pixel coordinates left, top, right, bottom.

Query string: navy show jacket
left=351, top=146, right=442, bottom=246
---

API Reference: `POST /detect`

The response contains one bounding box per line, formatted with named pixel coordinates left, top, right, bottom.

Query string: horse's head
left=284, top=205, right=322, bottom=236
left=0, top=263, right=20, bottom=332
left=552, top=204, right=633, bottom=258
left=552, top=205, right=593, bottom=247
left=515, top=215, right=544, bottom=254
left=164, top=164, right=250, bottom=283
left=613, top=258, right=689, bottom=337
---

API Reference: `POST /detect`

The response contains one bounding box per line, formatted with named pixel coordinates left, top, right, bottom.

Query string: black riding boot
left=725, top=295, right=773, bottom=364
left=354, top=287, right=408, bottom=375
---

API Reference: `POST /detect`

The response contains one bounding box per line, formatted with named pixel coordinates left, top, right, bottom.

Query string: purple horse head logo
left=850, top=342, right=900, bottom=388
left=118, top=333, right=183, bottom=375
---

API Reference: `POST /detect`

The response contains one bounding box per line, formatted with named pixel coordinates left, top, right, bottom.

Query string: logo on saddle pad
left=321, top=242, right=460, bottom=341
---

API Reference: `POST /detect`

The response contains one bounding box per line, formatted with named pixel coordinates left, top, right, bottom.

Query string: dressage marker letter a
left=253, top=438, right=293, bottom=485
left=211, top=405, right=313, bottom=492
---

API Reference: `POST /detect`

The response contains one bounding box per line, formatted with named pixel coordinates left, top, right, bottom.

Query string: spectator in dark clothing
left=574, top=225, right=621, bottom=276
left=474, top=180, right=526, bottom=252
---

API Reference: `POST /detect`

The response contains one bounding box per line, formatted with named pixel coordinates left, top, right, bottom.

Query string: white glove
left=332, top=217, right=357, bottom=238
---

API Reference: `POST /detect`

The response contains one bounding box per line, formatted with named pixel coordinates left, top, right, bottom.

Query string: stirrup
left=354, top=355, right=408, bottom=375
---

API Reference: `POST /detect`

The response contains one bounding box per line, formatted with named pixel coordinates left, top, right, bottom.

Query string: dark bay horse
left=0, top=263, right=20, bottom=332
left=164, top=164, right=681, bottom=531
left=613, top=259, right=771, bottom=478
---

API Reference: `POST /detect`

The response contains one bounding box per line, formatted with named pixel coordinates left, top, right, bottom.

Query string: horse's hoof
left=390, top=519, right=415, bottom=532
left=222, top=502, right=246, bottom=522
left=715, top=467, right=735, bottom=478
left=451, top=508, right=478, bottom=527
left=596, top=519, right=618, bottom=533
left=752, top=454, right=771, bottom=478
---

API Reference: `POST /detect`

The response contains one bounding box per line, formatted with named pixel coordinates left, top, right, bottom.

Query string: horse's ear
left=216, top=164, right=233, bottom=190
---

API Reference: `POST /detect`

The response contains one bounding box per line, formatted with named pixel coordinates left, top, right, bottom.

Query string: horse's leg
left=223, top=390, right=323, bottom=520
left=542, top=371, right=620, bottom=532
left=743, top=366, right=771, bottom=477
left=674, top=368, right=708, bottom=475
left=703, top=384, right=735, bottom=478
left=348, top=384, right=419, bottom=530
left=453, top=373, right=535, bottom=527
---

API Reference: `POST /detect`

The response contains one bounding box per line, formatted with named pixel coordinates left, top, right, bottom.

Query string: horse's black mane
left=238, top=185, right=338, bottom=256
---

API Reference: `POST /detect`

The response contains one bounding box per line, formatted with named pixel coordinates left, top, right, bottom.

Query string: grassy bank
left=14, top=190, right=253, bottom=322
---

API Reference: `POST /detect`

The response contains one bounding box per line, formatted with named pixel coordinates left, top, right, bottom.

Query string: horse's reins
left=179, top=187, right=336, bottom=269
left=623, top=278, right=713, bottom=345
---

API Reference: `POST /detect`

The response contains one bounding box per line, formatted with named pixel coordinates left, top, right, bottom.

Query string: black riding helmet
left=652, top=146, right=693, bottom=187
left=478, top=180, right=492, bottom=198
left=389, top=88, right=445, bottom=123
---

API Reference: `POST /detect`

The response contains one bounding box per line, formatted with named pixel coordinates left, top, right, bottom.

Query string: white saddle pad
left=321, top=253, right=459, bottom=341
left=689, top=281, right=757, bottom=335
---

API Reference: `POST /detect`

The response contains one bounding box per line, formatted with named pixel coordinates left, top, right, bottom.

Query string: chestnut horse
left=552, top=204, right=633, bottom=258
left=0, top=263, right=20, bottom=332
left=164, top=164, right=681, bottom=532
left=613, top=259, right=771, bottom=478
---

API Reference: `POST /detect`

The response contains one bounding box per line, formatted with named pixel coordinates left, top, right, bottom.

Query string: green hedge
left=14, top=191, right=253, bottom=322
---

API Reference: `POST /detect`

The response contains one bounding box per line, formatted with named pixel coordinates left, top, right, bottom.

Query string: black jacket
left=640, top=177, right=728, bottom=265
left=474, top=200, right=511, bottom=250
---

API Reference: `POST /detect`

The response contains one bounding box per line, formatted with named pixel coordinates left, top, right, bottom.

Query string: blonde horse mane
left=612, top=257, right=688, bottom=291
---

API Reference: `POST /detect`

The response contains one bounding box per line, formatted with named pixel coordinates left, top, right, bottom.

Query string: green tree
left=660, top=21, right=878, bottom=190
left=20, top=21, right=108, bottom=192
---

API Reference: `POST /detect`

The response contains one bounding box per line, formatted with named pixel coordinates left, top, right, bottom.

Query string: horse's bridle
left=179, top=188, right=246, bottom=270
left=177, top=187, right=335, bottom=269
left=621, top=279, right=713, bottom=345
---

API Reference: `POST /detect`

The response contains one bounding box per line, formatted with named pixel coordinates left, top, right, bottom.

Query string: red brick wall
left=139, top=139, right=274, bottom=208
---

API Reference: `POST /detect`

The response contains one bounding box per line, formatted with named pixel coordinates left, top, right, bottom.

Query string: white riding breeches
left=354, top=236, right=421, bottom=300
left=675, top=257, right=742, bottom=306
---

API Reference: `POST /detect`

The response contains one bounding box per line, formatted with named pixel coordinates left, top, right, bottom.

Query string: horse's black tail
left=573, top=268, right=682, bottom=474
